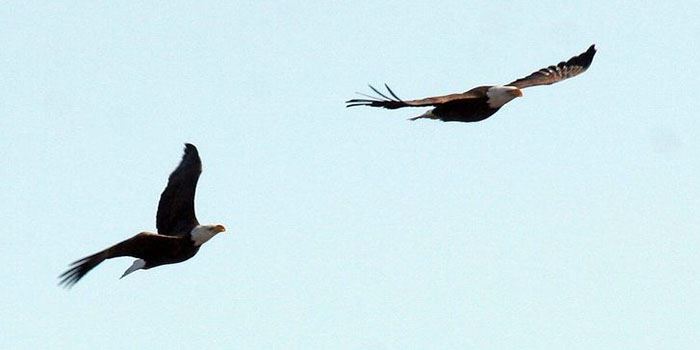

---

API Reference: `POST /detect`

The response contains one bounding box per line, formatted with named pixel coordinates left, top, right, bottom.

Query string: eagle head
left=486, top=86, right=523, bottom=109
left=191, top=224, right=227, bottom=246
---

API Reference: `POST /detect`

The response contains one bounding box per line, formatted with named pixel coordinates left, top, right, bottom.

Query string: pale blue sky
left=2, top=1, right=699, bottom=349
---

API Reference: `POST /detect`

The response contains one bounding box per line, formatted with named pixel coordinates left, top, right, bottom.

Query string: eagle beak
left=214, top=225, right=226, bottom=233
left=509, top=89, right=523, bottom=97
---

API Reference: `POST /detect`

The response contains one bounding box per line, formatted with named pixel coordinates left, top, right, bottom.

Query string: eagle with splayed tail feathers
left=59, top=143, right=227, bottom=288
left=346, top=44, right=597, bottom=123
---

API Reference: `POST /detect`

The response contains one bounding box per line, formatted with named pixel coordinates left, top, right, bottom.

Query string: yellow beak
left=509, top=89, right=523, bottom=97
left=214, top=225, right=226, bottom=233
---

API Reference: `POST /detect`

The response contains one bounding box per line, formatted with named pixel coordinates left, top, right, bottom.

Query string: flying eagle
left=346, top=44, right=597, bottom=122
left=59, top=143, right=226, bottom=288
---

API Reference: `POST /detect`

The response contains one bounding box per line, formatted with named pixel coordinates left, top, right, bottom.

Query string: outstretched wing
left=507, top=44, right=597, bottom=89
left=346, top=84, right=485, bottom=109
left=59, top=233, right=185, bottom=288
left=156, top=143, right=202, bottom=236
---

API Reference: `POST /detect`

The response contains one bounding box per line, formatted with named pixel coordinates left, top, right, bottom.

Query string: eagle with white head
left=346, top=44, right=597, bottom=123
left=59, top=143, right=227, bottom=288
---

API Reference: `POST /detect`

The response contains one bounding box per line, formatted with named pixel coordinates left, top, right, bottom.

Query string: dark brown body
left=110, top=233, right=200, bottom=269
left=431, top=95, right=499, bottom=123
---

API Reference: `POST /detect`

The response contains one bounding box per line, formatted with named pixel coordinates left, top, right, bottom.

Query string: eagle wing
left=156, top=143, right=202, bottom=236
left=346, top=84, right=485, bottom=109
left=506, top=44, right=597, bottom=89
left=59, top=233, right=184, bottom=287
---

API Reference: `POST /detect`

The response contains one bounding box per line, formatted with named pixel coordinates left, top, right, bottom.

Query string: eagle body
left=59, top=144, right=226, bottom=288
left=415, top=86, right=521, bottom=122
left=347, top=45, right=597, bottom=123
left=109, top=233, right=200, bottom=269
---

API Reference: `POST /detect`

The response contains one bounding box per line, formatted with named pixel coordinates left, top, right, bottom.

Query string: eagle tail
left=408, top=110, right=439, bottom=121
left=346, top=84, right=409, bottom=109
left=58, top=251, right=108, bottom=288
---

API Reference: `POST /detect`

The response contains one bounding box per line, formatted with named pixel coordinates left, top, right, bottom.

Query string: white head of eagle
left=191, top=224, right=227, bottom=246
left=486, top=86, right=523, bottom=109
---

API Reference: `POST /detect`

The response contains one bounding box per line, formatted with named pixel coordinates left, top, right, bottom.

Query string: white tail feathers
left=408, top=109, right=439, bottom=121
left=121, top=259, right=146, bottom=279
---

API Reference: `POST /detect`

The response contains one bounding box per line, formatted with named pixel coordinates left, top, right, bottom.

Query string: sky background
left=2, top=1, right=699, bottom=349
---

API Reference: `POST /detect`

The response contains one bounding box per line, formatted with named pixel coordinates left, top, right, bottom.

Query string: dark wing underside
left=156, top=143, right=202, bottom=236
left=346, top=84, right=486, bottom=109
left=506, top=44, right=597, bottom=89
left=103, top=232, right=186, bottom=259
left=59, top=233, right=186, bottom=288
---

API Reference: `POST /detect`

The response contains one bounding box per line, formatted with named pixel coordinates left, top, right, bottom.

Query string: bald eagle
left=59, top=143, right=226, bottom=288
left=346, top=44, right=597, bottom=123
